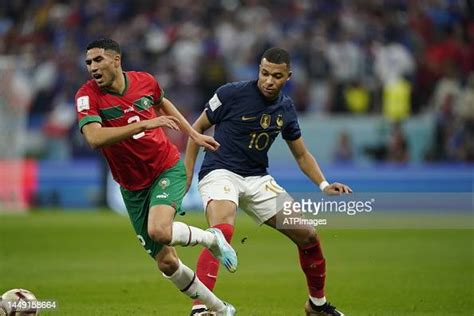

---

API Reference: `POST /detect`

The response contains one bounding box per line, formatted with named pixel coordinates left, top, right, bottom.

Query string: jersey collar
left=103, top=72, right=129, bottom=96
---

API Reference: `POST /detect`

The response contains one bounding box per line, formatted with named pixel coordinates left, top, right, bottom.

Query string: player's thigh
left=150, top=159, right=187, bottom=216
left=120, top=186, right=163, bottom=258
left=198, top=169, right=240, bottom=225
left=241, top=175, right=291, bottom=224
left=148, top=160, right=188, bottom=240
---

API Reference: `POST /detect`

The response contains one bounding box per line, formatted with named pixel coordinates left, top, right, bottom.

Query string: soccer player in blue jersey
left=185, top=47, right=351, bottom=316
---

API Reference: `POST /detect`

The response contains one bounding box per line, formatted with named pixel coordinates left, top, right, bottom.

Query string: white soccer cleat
left=207, top=228, right=238, bottom=273
left=190, top=304, right=216, bottom=316
left=216, top=302, right=236, bottom=316
left=191, top=302, right=236, bottom=316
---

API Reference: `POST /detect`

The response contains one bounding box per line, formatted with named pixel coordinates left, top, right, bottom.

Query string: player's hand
left=192, top=133, right=220, bottom=151
left=144, top=116, right=180, bottom=131
left=324, top=182, right=353, bottom=195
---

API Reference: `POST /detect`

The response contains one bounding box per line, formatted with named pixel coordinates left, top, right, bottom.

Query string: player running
left=185, top=47, right=351, bottom=316
left=75, top=38, right=237, bottom=315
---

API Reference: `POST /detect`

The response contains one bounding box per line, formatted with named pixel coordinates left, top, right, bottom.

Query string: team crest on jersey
left=133, top=96, right=154, bottom=111
left=276, top=114, right=284, bottom=129
left=260, top=114, right=271, bottom=129
left=159, top=178, right=170, bottom=189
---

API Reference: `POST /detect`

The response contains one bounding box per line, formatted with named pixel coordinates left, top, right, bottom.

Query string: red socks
left=298, top=235, right=326, bottom=298
left=193, top=223, right=234, bottom=306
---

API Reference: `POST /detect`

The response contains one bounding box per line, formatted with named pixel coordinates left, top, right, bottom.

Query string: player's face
left=258, top=58, right=292, bottom=100
left=85, top=48, right=120, bottom=88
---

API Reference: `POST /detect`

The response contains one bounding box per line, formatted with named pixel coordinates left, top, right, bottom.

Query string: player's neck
left=107, top=72, right=127, bottom=95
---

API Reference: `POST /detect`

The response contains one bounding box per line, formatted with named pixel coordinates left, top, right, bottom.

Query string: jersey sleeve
left=146, top=72, right=165, bottom=105
left=75, top=86, right=102, bottom=132
left=204, top=83, right=234, bottom=124
left=282, top=101, right=302, bottom=141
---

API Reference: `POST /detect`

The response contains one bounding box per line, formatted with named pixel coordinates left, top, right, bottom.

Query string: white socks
left=164, top=261, right=225, bottom=312
left=170, top=222, right=214, bottom=248
left=310, top=295, right=327, bottom=306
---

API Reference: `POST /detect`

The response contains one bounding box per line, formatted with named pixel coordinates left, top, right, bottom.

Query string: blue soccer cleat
left=206, top=228, right=238, bottom=273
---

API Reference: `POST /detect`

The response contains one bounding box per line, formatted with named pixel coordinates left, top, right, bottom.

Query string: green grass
left=0, top=210, right=473, bottom=315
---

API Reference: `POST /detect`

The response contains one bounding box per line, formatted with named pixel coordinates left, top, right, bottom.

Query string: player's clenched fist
left=143, top=116, right=180, bottom=131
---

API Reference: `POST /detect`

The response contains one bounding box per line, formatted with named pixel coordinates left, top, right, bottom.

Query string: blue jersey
left=199, top=80, right=301, bottom=180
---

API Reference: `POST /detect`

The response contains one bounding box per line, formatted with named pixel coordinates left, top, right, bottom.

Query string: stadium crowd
left=0, top=0, right=472, bottom=161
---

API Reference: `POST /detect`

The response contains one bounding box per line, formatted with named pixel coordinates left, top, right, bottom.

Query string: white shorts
left=198, top=169, right=292, bottom=224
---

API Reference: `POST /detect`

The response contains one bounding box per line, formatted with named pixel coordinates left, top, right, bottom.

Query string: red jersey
left=75, top=71, right=180, bottom=190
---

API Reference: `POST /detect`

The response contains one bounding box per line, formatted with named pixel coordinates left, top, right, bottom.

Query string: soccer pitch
left=1, top=210, right=472, bottom=315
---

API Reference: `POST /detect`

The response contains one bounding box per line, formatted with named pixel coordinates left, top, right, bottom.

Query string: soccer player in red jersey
left=185, top=47, right=352, bottom=315
left=76, top=38, right=236, bottom=315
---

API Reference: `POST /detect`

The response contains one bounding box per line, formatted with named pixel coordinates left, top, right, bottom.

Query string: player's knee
left=298, top=229, right=318, bottom=248
left=148, top=225, right=172, bottom=245
left=157, top=253, right=179, bottom=275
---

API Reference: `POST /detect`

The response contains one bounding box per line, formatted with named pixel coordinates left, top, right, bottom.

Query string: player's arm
left=81, top=117, right=180, bottom=149
left=156, top=97, right=219, bottom=152
left=286, top=137, right=352, bottom=195
left=183, top=111, right=214, bottom=192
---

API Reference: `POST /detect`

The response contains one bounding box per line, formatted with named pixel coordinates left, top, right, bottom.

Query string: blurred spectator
left=426, top=62, right=463, bottom=161
left=373, top=30, right=415, bottom=86
left=364, top=122, right=409, bottom=163
left=386, top=123, right=409, bottom=163
left=333, top=131, right=353, bottom=164
left=453, top=72, right=474, bottom=161
left=382, top=77, right=412, bottom=122
left=344, top=81, right=370, bottom=114
left=304, top=25, right=331, bottom=113
left=42, top=101, right=76, bottom=160
left=457, top=73, right=474, bottom=124
left=326, top=29, right=364, bottom=112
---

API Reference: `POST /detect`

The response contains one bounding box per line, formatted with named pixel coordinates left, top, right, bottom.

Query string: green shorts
left=120, top=160, right=187, bottom=258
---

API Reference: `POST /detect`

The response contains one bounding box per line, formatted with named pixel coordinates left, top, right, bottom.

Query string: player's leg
left=147, top=203, right=236, bottom=273
left=244, top=175, right=343, bottom=316
left=156, top=245, right=235, bottom=315
left=264, top=212, right=343, bottom=316
left=119, top=164, right=236, bottom=315
left=192, top=200, right=237, bottom=314
left=147, top=161, right=237, bottom=272
left=192, top=170, right=240, bottom=315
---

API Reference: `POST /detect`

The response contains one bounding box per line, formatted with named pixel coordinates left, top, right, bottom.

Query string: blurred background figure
left=363, top=122, right=409, bottom=163
left=333, top=131, right=354, bottom=164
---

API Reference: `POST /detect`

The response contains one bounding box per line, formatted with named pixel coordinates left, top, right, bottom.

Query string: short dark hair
left=86, top=38, right=121, bottom=54
left=261, top=47, right=290, bottom=68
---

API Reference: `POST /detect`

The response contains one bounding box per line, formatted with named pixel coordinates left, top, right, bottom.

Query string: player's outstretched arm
left=286, top=137, right=352, bottom=195
left=81, top=116, right=180, bottom=149
left=157, top=98, right=220, bottom=152
left=183, top=111, right=214, bottom=192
